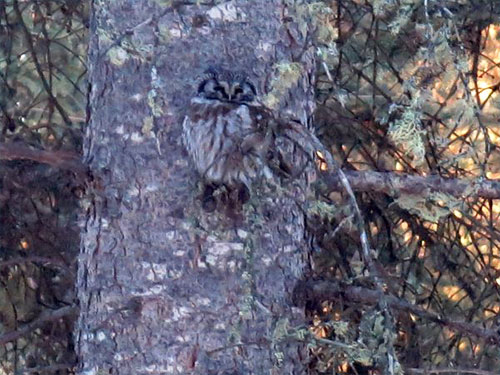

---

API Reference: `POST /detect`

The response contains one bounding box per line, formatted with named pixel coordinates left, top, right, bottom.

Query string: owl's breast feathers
left=182, top=98, right=272, bottom=187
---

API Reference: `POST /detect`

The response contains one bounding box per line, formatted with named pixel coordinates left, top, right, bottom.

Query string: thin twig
left=12, top=0, right=72, bottom=126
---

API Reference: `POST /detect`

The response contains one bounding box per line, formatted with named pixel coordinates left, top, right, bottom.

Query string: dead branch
left=21, top=363, right=75, bottom=374
left=293, top=279, right=500, bottom=345
left=0, top=256, right=70, bottom=270
left=0, top=305, right=78, bottom=346
left=0, top=142, right=86, bottom=175
left=407, top=367, right=497, bottom=375
left=324, top=170, right=500, bottom=199
left=2, top=140, right=498, bottom=201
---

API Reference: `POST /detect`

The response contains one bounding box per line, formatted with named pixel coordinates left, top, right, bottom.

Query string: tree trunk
left=77, top=1, right=315, bottom=374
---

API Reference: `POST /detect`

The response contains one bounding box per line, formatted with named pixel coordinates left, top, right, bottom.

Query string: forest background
left=2, top=0, right=500, bottom=374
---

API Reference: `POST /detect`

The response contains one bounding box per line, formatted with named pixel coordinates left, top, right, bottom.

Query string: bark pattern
left=77, top=1, right=315, bottom=374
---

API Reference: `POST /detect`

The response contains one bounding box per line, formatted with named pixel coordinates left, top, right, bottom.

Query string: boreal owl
left=182, top=70, right=273, bottom=211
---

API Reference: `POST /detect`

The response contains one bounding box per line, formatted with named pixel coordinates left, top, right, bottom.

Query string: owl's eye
left=214, top=85, right=229, bottom=99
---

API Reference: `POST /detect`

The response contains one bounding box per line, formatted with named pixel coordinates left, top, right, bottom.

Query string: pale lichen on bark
left=78, top=1, right=316, bottom=374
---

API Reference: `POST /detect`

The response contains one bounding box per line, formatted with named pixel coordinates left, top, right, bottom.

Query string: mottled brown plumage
left=182, top=71, right=273, bottom=210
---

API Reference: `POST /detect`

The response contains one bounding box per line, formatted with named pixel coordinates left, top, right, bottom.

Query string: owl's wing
left=236, top=106, right=296, bottom=180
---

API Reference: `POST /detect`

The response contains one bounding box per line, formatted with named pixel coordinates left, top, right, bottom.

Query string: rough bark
left=77, top=1, right=315, bottom=374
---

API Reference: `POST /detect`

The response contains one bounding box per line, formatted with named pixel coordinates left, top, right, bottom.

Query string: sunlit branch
left=322, top=170, right=500, bottom=199
left=293, top=279, right=500, bottom=345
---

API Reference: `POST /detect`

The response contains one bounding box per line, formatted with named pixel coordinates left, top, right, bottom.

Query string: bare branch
left=21, top=364, right=75, bottom=374
left=0, top=142, right=86, bottom=175
left=407, top=368, right=498, bottom=375
left=294, top=279, right=500, bottom=345
left=325, top=170, right=500, bottom=199
left=0, top=305, right=77, bottom=346
left=0, top=256, right=70, bottom=270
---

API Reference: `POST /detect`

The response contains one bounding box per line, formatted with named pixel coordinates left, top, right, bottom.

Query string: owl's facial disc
left=229, top=81, right=256, bottom=103
left=198, top=71, right=256, bottom=103
left=216, top=81, right=230, bottom=100
left=198, top=78, right=229, bottom=101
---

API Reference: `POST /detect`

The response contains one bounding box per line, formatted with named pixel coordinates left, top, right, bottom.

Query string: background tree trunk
left=77, top=1, right=315, bottom=374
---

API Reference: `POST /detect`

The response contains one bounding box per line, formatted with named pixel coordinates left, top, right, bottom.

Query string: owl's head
left=197, top=70, right=256, bottom=103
